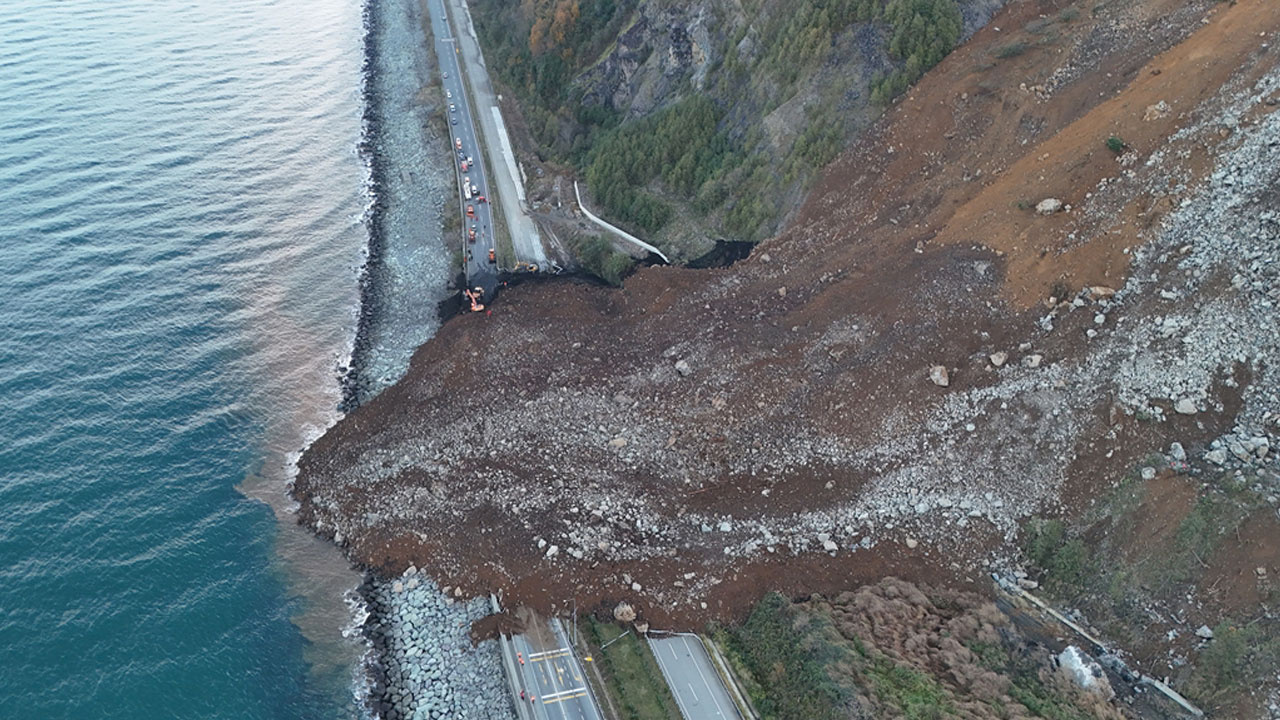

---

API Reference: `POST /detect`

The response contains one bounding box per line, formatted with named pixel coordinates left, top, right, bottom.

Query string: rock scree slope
left=297, top=0, right=1280, bottom=640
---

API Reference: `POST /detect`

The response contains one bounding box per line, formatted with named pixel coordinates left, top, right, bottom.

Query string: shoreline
left=339, top=0, right=388, bottom=414
left=327, top=0, right=512, bottom=717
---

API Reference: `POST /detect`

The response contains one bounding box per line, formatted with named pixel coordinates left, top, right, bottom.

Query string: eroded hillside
left=298, top=0, right=1280, bottom=714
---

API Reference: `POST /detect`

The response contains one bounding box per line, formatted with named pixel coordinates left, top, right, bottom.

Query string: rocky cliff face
left=474, top=0, right=1011, bottom=252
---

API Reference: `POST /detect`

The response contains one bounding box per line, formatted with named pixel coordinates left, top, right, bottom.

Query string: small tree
left=1105, top=135, right=1126, bottom=154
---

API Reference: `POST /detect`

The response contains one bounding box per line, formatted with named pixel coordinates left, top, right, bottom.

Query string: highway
left=441, top=0, right=548, bottom=266
left=509, top=617, right=603, bottom=720
left=427, top=2, right=498, bottom=302
left=650, top=634, right=742, bottom=720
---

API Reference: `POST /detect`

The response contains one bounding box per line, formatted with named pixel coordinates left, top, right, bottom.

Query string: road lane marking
left=651, top=638, right=693, bottom=720
left=682, top=636, right=732, bottom=718
left=541, top=687, right=587, bottom=700
left=529, top=648, right=570, bottom=660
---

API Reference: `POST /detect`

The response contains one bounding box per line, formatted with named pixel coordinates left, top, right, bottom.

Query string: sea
left=0, top=0, right=451, bottom=717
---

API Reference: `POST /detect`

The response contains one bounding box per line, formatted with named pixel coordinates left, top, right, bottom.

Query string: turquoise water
left=0, top=0, right=389, bottom=716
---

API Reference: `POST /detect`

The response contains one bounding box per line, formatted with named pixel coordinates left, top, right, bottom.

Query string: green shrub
left=726, top=592, right=848, bottom=719
left=995, top=41, right=1028, bottom=58
left=571, top=234, right=635, bottom=285
left=1183, top=621, right=1280, bottom=707
left=1105, top=136, right=1126, bottom=153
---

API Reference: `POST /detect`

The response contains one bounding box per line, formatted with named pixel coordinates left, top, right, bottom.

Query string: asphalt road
left=649, top=634, right=742, bottom=720
left=427, top=2, right=498, bottom=300
left=442, top=0, right=547, bottom=266
left=509, top=618, right=603, bottom=720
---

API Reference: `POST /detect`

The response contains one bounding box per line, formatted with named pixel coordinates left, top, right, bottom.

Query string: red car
left=476, top=195, right=486, bottom=204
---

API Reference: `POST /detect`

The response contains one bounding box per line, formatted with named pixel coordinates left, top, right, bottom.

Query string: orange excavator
left=462, top=286, right=485, bottom=312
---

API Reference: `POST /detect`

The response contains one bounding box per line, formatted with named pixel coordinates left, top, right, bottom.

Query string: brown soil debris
left=297, top=0, right=1280, bottom=713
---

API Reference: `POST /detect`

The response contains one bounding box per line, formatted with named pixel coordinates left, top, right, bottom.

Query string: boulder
left=1058, top=646, right=1115, bottom=700
left=1143, top=100, right=1170, bottom=121
left=674, top=359, right=692, bottom=376
left=989, top=351, right=1008, bottom=368
left=1174, top=398, right=1197, bottom=415
left=1036, top=198, right=1063, bottom=215
left=613, top=602, right=637, bottom=623
left=929, top=365, right=950, bottom=387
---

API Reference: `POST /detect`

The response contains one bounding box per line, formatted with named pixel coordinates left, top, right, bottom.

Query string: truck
left=455, top=137, right=462, bottom=150
left=463, top=177, right=472, bottom=200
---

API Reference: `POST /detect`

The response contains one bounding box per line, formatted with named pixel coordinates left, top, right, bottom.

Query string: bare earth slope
left=297, top=0, right=1280, bottom=650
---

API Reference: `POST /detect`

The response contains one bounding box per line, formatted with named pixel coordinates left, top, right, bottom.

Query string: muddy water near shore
left=0, top=0, right=374, bottom=715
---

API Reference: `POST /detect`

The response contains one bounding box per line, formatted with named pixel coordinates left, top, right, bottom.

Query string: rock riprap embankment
left=364, top=569, right=513, bottom=720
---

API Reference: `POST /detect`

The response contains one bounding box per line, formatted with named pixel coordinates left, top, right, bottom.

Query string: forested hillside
left=471, top=0, right=990, bottom=253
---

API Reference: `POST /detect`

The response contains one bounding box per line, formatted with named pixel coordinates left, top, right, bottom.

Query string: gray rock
left=1205, top=448, right=1228, bottom=465
left=1196, top=625, right=1215, bottom=639
left=1058, top=646, right=1114, bottom=700
left=1140, top=467, right=1157, bottom=481
left=989, top=351, right=1008, bottom=367
left=1023, top=354, right=1043, bottom=368
left=674, top=359, right=692, bottom=376
left=929, top=365, right=950, bottom=387
left=1174, top=398, right=1198, bottom=415
left=1036, top=198, right=1063, bottom=215
left=1169, top=442, right=1187, bottom=461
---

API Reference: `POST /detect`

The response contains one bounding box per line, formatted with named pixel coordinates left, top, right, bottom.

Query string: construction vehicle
left=487, top=248, right=496, bottom=263
left=466, top=205, right=475, bottom=219
left=460, top=160, right=468, bottom=171
left=455, top=137, right=462, bottom=150
left=468, top=227, right=476, bottom=243
left=462, top=286, right=484, bottom=312
left=513, top=261, right=539, bottom=272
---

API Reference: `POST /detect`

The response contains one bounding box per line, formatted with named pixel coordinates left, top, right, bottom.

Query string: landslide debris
left=296, top=0, right=1280, bottom=714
